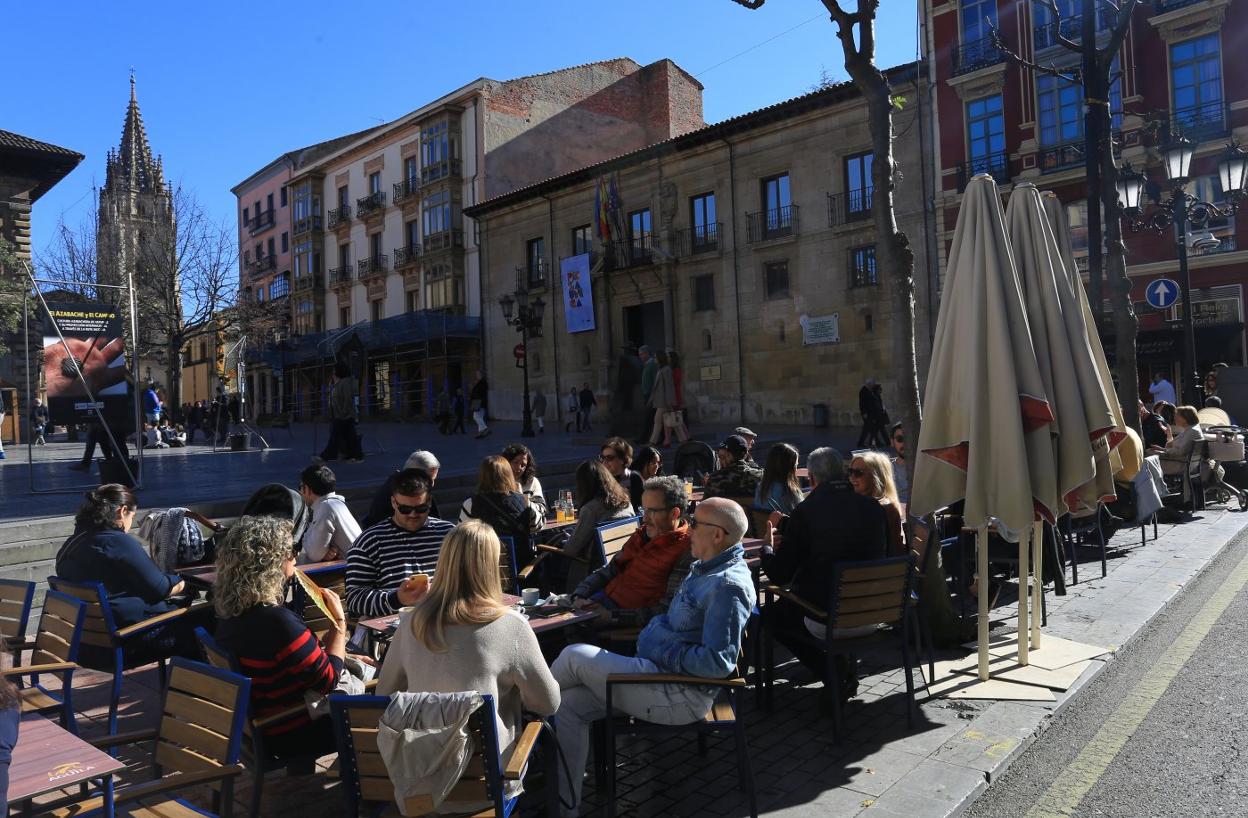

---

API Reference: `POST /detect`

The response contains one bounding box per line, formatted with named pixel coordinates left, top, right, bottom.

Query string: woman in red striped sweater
left=215, top=515, right=347, bottom=758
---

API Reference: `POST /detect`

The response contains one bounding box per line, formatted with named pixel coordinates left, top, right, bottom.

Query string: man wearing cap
left=637, top=345, right=658, bottom=443
left=703, top=435, right=764, bottom=500
left=551, top=497, right=756, bottom=816
left=734, top=426, right=759, bottom=466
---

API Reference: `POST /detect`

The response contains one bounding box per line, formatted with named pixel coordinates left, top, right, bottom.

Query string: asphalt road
left=966, top=529, right=1248, bottom=817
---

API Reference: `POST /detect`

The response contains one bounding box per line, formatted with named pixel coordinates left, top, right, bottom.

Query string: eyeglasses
left=848, top=468, right=867, bottom=478
left=642, top=506, right=675, bottom=516
left=688, top=517, right=728, bottom=533
left=394, top=502, right=432, bottom=516
left=599, top=453, right=619, bottom=463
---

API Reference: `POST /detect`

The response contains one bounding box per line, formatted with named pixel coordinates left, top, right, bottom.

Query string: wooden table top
left=360, top=594, right=597, bottom=636
left=542, top=517, right=579, bottom=531
left=8, top=714, right=126, bottom=804
left=182, top=559, right=347, bottom=588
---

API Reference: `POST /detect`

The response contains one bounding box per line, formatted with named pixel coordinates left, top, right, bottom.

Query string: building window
left=961, top=0, right=997, bottom=42
left=966, top=95, right=1006, bottom=175
left=423, top=190, right=452, bottom=236
left=629, top=209, right=652, bottom=252
left=369, top=172, right=381, bottom=195
left=340, top=307, right=351, bottom=327
left=406, top=290, right=418, bottom=313
left=690, top=193, right=717, bottom=250
left=1171, top=34, right=1224, bottom=139
left=267, top=237, right=275, bottom=258
left=281, top=232, right=289, bottom=254
left=764, top=260, right=790, bottom=299
left=243, top=249, right=251, bottom=264
left=243, top=206, right=250, bottom=225
left=849, top=245, right=878, bottom=287
left=405, top=219, right=420, bottom=250
left=421, top=120, right=458, bottom=180
left=424, top=262, right=464, bottom=311
left=693, top=274, right=715, bottom=311
left=256, top=286, right=266, bottom=302
left=761, top=173, right=793, bottom=237
left=370, top=232, right=383, bottom=263
left=404, top=157, right=418, bottom=185
left=526, top=237, right=546, bottom=288
left=266, top=193, right=274, bottom=213
left=339, top=243, right=351, bottom=271
left=371, top=300, right=383, bottom=322
left=1037, top=75, right=1082, bottom=147
left=338, top=185, right=349, bottom=212
left=844, top=152, right=874, bottom=218
left=270, top=276, right=289, bottom=299
left=280, top=187, right=287, bottom=207
left=571, top=224, right=593, bottom=256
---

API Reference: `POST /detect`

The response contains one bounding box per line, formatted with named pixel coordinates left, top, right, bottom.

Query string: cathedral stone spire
left=106, top=74, right=157, bottom=192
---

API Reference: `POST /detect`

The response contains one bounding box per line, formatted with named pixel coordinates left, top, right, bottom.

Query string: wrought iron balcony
left=393, top=178, right=421, bottom=204
left=1170, top=101, right=1230, bottom=143
left=422, top=158, right=463, bottom=186
left=293, top=273, right=323, bottom=292
left=248, top=255, right=276, bottom=277
left=357, top=254, right=389, bottom=279
left=521, top=258, right=548, bottom=289
left=1033, top=8, right=1113, bottom=51
left=292, top=214, right=322, bottom=236
left=957, top=152, right=1011, bottom=191
left=952, top=36, right=1005, bottom=76
left=746, top=205, right=800, bottom=243
left=356, top=191, right=386, bottom=218
left=827, top=190, right=873, bottom=226
left=677, top=223, right=722, bottom=256
left=328, top=206, right=352, bottom=228
left=248, top=208, right=275, bottom=234
left=1038, top=142, right=1086, bottom=174
left=605, top=236, right=655, bottom=270
left=394, top=245, right=421, bottom=268
left=328, top=265, right=353, bottom=288
left=422, top=228, right=464, bottom=253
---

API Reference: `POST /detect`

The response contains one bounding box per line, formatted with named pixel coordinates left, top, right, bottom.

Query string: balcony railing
left=328, top=206, right=351, bottom=228
left=605, top=236, right=656, bottom=270
left=521, top=259, right=549, bottom=289
left=356, top=191, right=386, bottom=218
left=828, top=190, right=874, bottom=226
left=957, top=152, right=1011, bottom=191
left=248, top=208, right=275, bottom=234
left=1171, top=101, right=1230, bottom=143
left=292, top=214, right=322, bottom=236
left=328, top=265, right=353, bottom=288
left=422, top=158, right=463, bottom=186
left=394, top=245, right=421, bottom=268
left=746, top=205, right=800, bottom=243
left=293, top=273, right=323, bottom=293
left=1033, top=8, right=1113, bottom=50
left=1037, top=141, right=1087, bottom=174
left=248, top=255, right=276, bottom=277
left=1154, top=0, right=1205, bottom=12
left=422, top=228, right=464, bottom=253
left=677, top=223, right=722, bottom=256
left=393, top=178, right=421, bottom=204
left=357, top=254, right=389, bottom=280
left=952, top=35, right=1005, bottom=76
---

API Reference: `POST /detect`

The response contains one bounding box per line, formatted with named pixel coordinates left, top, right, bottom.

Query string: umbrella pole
left=1031, top=520, right=1043, bottom=648
left=978, top=526, right=990, bottom=681
left=1018, top=526, right=1030, bottom=666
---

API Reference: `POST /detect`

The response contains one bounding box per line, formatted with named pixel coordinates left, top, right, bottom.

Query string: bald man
left=550, top=497, right=756, bottom=816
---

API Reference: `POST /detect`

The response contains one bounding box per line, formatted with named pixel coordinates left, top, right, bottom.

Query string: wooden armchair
left=522, top=515, right=641, bottom=589
left=0, top=578, right=36, bottom=666
left=5, top=590, right=87, bottom=734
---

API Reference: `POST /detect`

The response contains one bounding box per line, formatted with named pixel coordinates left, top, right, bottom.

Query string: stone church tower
left=96, top=75, right=178, bottom=388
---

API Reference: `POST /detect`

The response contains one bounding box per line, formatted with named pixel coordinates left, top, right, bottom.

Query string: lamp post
left=498, top=287, right=546, bottom=438
left=1119, top=141, right=1247, bottom=405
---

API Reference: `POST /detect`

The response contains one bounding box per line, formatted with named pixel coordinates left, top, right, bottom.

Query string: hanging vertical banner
left=42, top=302, right=129, bottom=425
left=561, top=253, right=596, bottom=333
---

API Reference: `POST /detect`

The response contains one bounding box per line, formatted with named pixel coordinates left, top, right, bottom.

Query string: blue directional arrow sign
left=1145, top=278, right=1180, bottom=310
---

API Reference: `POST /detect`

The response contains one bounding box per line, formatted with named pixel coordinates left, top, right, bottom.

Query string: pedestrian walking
left=30, top=399, right=49, bottom=446
left=451, top=387, right=467, bottom=434
left=566, top=388, right=580, bottom=432
left=469, top=370, right=490, bottom=439
left=531, top=388, right=547, bottom=434
left=856, top=378, right=889, bottom=449
left=647, top=352, right=687, bottom=447
left=637, top=345, right=657, bottom=443
left=319, top=361, right=364, bottom=462
left=187, top=401, right=203, bottom=444
left=142, top=381, right=162, bottom=425
left=435, top=387, right=451, bottom=435
left=578, top=383, right=596, bottom=433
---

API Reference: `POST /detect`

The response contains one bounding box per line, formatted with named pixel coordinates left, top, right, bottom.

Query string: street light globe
left=1218, top=143, right=1248, bottom=198
left=1162, top=136, right=1195, bottom=186
left=1116, top=163, right=1145, bottom=211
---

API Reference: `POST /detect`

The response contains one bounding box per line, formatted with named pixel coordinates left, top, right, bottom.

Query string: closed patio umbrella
left=910, top=175, right=1057, bottom=677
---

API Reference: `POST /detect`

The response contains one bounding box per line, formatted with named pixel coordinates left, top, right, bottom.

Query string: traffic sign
left=513, top=343, right=526, bottom=360
left=1145, top=278, right=1180, bottom=310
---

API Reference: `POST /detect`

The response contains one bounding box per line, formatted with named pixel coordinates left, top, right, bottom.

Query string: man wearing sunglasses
left=570, top=476, right=694, bottom=630
left=345, top=469, right=453, bottom=618
left=889, top=422, right=910, bottom=505
left=552, top=496, right=755, bottom=816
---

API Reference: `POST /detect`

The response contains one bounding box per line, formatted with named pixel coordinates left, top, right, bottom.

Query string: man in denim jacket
left=551, top=497, right=756, bottom=816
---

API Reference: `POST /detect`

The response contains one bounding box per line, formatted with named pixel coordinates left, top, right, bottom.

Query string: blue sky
left=11, top=0, right=920, bottom=257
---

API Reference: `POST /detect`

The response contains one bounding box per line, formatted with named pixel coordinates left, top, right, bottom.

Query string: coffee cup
left=521, top=587, right=541, bottom=606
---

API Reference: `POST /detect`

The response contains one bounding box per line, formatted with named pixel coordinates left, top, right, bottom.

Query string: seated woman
left=633, top=446, right=663, bottom=480
left=214, top=515, right=347, bottom=759
left=503, top=443, right=547, bottom=519
left=754, top=443, right=804, bottom=515
left=55, top=484, right=209, bottom=667
left=1152, top=404, right=1204, bottom=477
left=460, top=455, right=540, bottom=570
left=849, top=452, right=906, bottom=556
left=376, top=521, right=559, bottom=764
left=556, top=460, right=636, bottom=590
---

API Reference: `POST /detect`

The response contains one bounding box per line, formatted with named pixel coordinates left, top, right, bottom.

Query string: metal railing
left=248, top=209, right=275, bottom=234
left=356, top=191, right=386, bottom=217
left=1037, top=142, right=1086, bottom=174
left=393, top=178, right=421, bottom=204
left=422, top=228, right=464, bottom=253
left=746, top=205, right=799, bottom=243
left=422, top=158, right=463, bottom=186
left=952, top=35, right=1005, bottom=76
left=248, top=255, right=276, bottom=277
left=328, top=206, right=352, bottom=228
left=827, top=190, right=873, bottom=226
left=394, top=245, right=421, bottom=268
left=605, top=236, right=655, bottom=269
left=1154, top=0, right=1205, bottom=12
left=293, top=273, right=323, bottom=292
left=957, top=152, right=1010, bottom=191
left=1171, top=101, right=1230, bottom=143
left=677, top=223, right=722, bottom=255
left=357, top=254, right=390, bottom=279
left=523, top=258, right=548, bottom=289
left=328, top=265, right=353, bottom=287
left=1033, top=8, right=1113, bottom=50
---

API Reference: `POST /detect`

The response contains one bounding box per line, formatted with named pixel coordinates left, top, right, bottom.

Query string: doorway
left=623, top=302, right=666, bottom=352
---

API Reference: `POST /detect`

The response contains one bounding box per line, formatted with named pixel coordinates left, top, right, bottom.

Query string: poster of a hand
left=43, top=336, right=127, bottom=397
left=42, top=303, right=130, bottom=426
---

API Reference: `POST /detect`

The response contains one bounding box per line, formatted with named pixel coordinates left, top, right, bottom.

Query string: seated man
left=760, top=446, right=886, bottom=707
left=570, top=475, right=693, bottom=630
left=360, top=450, right=442, bottom=527
left=552, top=497, right=756, bottom=817
left=298, top=463, right=361, bottom=563
left=702, top=435, right=763, bottom=500
left=1138, top=400, right=1171, bottom=450
left=345, top=469, right=455, bottom=618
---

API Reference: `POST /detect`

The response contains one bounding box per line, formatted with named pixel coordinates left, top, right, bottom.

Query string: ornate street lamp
left=498, top=285, right=546, bottom=438
left=1120, top=142, right=1248, bottom=404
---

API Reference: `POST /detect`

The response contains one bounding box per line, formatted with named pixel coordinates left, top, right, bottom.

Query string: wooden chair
left=601, top=668, right=757, bottom=818
left=42, top=657, right=250, bottom=818
left=0, top=579, right=36, bottom=665
left=1161, top=439, right=1207, bottom=516
left=761, top=555, right=927, bottom=740
left=48, top=576, right=204, bottom=736
left=3, top=590, right=87, bottom=734
left=296, top=562, right=348, bottom=637
left=496, top=535, right=519, bottom=593
left=331, top=692, right=552, bottom=818
left=1059, top=509, right=1107, bottom=583
left=593, top=515, right=642, bottom=566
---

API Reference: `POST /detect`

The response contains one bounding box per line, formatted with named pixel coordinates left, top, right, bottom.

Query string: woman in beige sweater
left=376, top=520, right=560, bottom=756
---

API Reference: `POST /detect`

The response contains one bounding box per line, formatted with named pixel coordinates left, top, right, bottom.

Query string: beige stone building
left=466, top=63, right=937, bottom=430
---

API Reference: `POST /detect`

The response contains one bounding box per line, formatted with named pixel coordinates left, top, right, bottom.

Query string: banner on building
left=561, top=254, right=596, bottom=333
left=42, top=302, right=130, bottom=425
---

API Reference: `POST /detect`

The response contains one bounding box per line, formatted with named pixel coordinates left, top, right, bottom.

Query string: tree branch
left=729, top=0, right=766, bottom=6
left=990, top=24, right=1081, bottom=84
left=1032, top=0, right=1082, bottom=53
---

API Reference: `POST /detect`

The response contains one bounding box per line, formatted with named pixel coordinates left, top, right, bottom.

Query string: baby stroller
left=1201, top=426, right=1248, bottom=511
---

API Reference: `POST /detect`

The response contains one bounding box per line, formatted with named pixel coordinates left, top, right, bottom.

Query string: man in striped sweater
left=345, top=469, right=454, bottom=618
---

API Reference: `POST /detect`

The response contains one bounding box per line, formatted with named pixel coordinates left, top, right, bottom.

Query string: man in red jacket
left=571, top=475, right=692, bottom=628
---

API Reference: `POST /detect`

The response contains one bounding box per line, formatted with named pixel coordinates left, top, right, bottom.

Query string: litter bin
left=813, top=403, right=829, bottom=428
left=229, top=433, right=248, bottom=451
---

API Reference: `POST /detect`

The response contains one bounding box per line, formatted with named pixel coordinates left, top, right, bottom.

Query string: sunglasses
left=688, top=517, right=728, bottom=533
left=848, top=468, right=867, bottom=478
left=394, top=502, right=432, bottom=516
left=599, top=453, right=619, bottom=462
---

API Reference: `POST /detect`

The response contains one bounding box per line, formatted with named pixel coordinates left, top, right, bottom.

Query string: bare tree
left=37, top=212, right=101, bottom=301
left=990, top=0, right=1142, bottom=433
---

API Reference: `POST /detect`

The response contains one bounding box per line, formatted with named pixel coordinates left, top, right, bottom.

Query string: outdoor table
left=542, top=517, right=579, bottom=532
left=8, top=714, right=125, bottom=817
left=358, top=594, right=598, bottom=642
left=181, top=559, right=347, bottom=590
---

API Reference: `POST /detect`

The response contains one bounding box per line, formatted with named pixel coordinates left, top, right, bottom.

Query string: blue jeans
left=551, top=643, right=712, bottom=816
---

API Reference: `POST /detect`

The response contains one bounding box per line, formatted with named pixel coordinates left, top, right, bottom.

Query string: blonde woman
left=848, top=451, right=906, bottom=556
left=214, top=515, right=347, bottom=759
left=377, top=521, right=559, bottom=758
